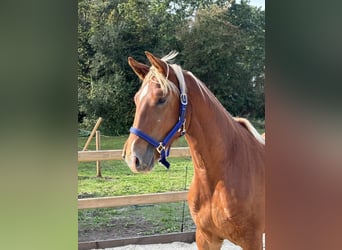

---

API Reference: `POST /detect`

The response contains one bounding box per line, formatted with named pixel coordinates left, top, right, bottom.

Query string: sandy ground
left=102, top=240, right=242, bottom=250
left=97, top=234, right=266, bottom=250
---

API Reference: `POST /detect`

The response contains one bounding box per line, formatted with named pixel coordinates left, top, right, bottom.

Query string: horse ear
left=128, top=57, right=150, bottom=80
left=145, top=51, right=168, bottom=76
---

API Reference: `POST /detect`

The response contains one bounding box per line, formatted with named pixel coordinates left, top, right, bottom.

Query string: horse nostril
left=134, top=156, right=140, bottom=168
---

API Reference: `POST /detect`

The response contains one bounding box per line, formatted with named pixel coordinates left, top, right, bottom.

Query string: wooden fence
left=78, top=147, right=191, bottom=162
left=78, top=146, right=193, bottom=249
left=78, top=147, right=191, bottom=211
left=78, top=191, right=189, bottom=209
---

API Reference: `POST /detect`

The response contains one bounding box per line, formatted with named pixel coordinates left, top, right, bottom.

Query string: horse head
left=123, top=51, right=185, bottom=173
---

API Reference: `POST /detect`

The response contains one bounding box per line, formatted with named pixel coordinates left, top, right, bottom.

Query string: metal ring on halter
left=180, top=93, right=188, bottom=105
left=179, top=119, right=186, bottom=136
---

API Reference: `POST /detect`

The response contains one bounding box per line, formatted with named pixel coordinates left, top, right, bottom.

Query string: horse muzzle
left=124, top=141, right=156, bottom=173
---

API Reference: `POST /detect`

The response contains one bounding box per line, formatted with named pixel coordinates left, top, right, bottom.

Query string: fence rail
left=78, top=191, right=189, bottom=209
left=78, top=147, right=191, bottom=162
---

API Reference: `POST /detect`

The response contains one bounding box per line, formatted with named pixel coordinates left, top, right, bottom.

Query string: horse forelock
left=142, top=68, right=178, bottom=96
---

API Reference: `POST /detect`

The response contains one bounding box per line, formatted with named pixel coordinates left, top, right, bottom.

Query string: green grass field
left=78, top=134, right=195, bottom=241
left=78, top=157, right=193, bottom=198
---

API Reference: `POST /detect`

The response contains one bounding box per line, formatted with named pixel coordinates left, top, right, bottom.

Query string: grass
left=78, top=118, right=264, bottom=240
left=78, top=134, right=128, bottom=150
left=78, top=157, right=193, bottom=198
left=78, top=134, right=194, bottom=240
left=78, top=157, right=195, bottom=240
left=79, top=203, right=195, bottom=240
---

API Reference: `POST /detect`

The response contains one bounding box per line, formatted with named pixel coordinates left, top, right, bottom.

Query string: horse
left=122, top=51, right=265, bottom=250
left=233, top=117, right=265, bottom=143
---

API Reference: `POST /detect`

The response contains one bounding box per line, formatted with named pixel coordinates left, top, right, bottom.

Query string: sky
left=240, top=0, right=265, bottom=9
left=250, top=0, right=265, bottom=9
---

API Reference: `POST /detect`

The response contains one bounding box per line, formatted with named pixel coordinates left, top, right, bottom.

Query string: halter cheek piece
left=129, top=87, right=187, bottom=169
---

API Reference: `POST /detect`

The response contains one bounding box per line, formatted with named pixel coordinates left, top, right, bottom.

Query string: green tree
left=78, top=0, right=264, bottom=135
left=78, top=0, right=189, bottom=134
left=78, top=0, right=95, bottom=122
left=180, top=0, right=265, bottom=118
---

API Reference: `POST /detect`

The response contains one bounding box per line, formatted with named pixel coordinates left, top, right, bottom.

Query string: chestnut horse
left=123, top=51, right=265, bottom=250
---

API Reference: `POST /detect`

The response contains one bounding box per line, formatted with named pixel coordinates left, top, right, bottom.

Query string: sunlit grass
left=78, top=135, right=194, bottom=240
left=78, top=157, right=193, bottom=197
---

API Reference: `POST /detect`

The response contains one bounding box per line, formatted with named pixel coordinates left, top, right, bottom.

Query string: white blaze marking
left=139, top=84, right=149, bottom=101
left=131, top=139, right=136, bottom=160
left=128, top=139, right=137, bottom=170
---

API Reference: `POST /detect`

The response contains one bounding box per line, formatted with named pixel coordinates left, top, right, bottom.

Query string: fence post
left=82, top=117, right=103, bottom=151
left=96, top=130, right=102, bottom=177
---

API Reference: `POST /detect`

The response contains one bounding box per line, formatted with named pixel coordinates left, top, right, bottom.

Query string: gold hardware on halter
left=156, top=143, right=166, bottom=154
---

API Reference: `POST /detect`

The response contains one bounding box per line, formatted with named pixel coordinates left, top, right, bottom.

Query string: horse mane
left=142, top=51, right=186, bottom=96
left=161, top=50, right=179, bottom=62
left=234, top=117, right=265, bottom=145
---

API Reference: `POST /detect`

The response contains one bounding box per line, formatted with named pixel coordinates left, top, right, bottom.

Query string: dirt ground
left=79, top=217, right=157, bottom=242
left=79, top=215, right=263, bottom=250
left=78, top=205, right=196, bottom=242
left=79, top=223, right=241, bottom=250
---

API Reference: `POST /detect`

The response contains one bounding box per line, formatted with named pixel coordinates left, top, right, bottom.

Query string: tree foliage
left=78, top=0, right=265, bottom=135
left=180, top=1, right=264, bottom=117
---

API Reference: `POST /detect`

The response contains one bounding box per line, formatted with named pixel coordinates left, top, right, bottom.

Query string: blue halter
left=129, top=92, right=187, bottom=169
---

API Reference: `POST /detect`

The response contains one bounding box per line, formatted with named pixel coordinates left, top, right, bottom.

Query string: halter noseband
left=129, top=71, right=187, bottom=169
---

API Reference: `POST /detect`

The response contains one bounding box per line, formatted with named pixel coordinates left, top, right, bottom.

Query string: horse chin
left=125, top=153, right=155, bottom=173
left=129, top=163, right=154, bottom=173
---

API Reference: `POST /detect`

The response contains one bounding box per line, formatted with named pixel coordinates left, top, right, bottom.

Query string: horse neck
left=184, top=77, right=238, bottom=173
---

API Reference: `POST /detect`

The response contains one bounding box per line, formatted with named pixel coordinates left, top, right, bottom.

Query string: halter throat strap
left=129, top=71, right=187, bottom=169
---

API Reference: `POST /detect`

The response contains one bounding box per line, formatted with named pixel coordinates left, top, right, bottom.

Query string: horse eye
left=157, top=98, right=166, bottom=105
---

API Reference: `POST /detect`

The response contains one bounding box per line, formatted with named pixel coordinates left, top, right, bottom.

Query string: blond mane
left=234, top=117, right=265, bottom=145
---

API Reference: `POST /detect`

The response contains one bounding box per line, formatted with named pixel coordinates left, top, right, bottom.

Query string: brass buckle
left=156, top=143, right=165, bottom=154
